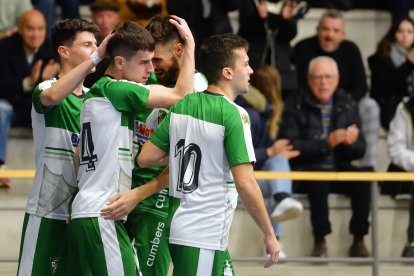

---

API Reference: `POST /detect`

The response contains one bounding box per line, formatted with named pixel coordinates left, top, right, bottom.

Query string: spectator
left=238, top=0, right=301, bottom=97
left=387, top=97, right=414, bottom=257
left=167, top=0, right=238, bottom=66
left=117, top=0, right=167, bottom=26
left=279, top=56, right=371, bottom=257
left=244, top=65, right=302, bottom=257
left=32, top=0, right=81, bottom=36
left=0, top=0, right=32, bottom=40
left=368, top=17, right=414, bottom=131
left=294, top=9, right=380, bottom=169
left=83, top=0, right=120, bottom=87
left=0, top=9, right=58, bottom=187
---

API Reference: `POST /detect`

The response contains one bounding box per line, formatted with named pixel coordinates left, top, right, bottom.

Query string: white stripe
left=18, top=215, right=41, bottom=276
left=223, top=259, right=234, bottom=276
left=196, top=248, right=215, bottom=276
left=98, top=218, right=125, bottom=276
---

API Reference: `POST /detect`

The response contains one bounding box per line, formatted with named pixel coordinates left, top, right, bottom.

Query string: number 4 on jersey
left=175, top=139, right=202, bottom=194
left=80, top=122, right=98, bottom=171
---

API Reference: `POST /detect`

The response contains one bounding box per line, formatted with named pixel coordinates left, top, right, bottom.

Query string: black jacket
left=294, top=36, right=367, bottom=101
left=279, top=88, right=366, bottom=170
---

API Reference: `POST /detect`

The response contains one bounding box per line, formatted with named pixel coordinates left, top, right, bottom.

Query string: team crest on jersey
left=158, top=109, right=168, bottom=124
left=50, top=257, right=60, bottom=275
left=241, top=112, right=250, bottom=125
left=71, top=133, right=79, bottom=147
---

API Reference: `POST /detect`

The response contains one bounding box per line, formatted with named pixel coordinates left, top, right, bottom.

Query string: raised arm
left=231, top=163, right=280, bottom=268
left=39, top=34, right=113, bottom=106
left=147, top=16, right=195, bottom=108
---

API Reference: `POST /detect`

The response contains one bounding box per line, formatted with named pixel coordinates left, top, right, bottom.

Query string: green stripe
left=45, top=155, right=73, bottom=161
left=45, top=147, right=74, bottom=154
left=45, top=151, right=73, bottom=157
left=118, top=153, right=131, bottom=157
left=119, top=148, right=130, bottom=152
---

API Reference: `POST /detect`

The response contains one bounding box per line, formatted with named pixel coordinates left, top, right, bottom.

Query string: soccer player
left=115, top=15, right=207, bottom=276
left=102, top=33, right=280, bottom=275
left=71, top=17, right=195, bottom=275
left=17, top=19, right=107, bottom=275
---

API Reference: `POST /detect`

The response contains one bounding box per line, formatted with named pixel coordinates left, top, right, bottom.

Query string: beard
left=156, top=56, right=180, bottom=86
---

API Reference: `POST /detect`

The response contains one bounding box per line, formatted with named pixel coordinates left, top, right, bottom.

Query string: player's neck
left=207, top=84, right=236, bottom=100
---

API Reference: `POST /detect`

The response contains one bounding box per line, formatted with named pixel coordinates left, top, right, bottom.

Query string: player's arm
left=39, top=34, right=113, bottom=106
left=138, top=140, right=169, bottom=168
left=146, top=16, right=195, bottom=108
left=232, top=163, right=280, bottom=268
left=100, top=168, right=169, bottom=220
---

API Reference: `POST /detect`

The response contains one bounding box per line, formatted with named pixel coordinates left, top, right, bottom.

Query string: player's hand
left=168, top=15, right=194, bottom=47
left=100, top=190, right=139, bottom=220
left=263, top=234, right=280, bottom=268
left=96, top=33, right=114, bottom=59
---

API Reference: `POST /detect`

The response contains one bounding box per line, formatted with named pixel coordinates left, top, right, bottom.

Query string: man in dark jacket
left=293, top=9, right=380, bottom=169
left=279, top=56, right=371, bottom=258
left=0, top=9, right=57, bottom=186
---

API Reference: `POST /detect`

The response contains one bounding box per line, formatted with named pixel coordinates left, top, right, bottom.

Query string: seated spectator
left=294, top=9, right=380, bottom=169
left=0, top=0, right=32, bottom=40
left=279, top=56, right=371, bottom=258
left=241, top=65, right=302, bottom=257
left=84, top=0, right=120, bottom=87
left=368, top=17, right=414, bottom=131
left=0, top=9, right=57, bottom=187
left=387, top=97, right=414, bottom=257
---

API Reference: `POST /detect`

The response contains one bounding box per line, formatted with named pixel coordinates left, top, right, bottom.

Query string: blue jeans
left=0, top=100, right=13, bottom=163
left=257, top=156, right=293, bottom=237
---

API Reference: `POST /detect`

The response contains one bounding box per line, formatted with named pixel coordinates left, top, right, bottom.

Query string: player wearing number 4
left=71, top=17, right=195, bottom=276
left=17, top=19, right=105, bottom=276
left=102, top=33, right=280, bottom=276
left=121, top=15, right=208, bottom=276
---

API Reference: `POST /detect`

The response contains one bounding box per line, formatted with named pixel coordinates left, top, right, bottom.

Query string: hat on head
left=90, top=1, right=120, bottom=13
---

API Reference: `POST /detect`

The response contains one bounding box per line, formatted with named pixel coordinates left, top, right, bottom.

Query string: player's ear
left=222, top=67, right=233, bottom=80
left=114, top=56, right=125, bottom=70
left=57, top=46, right=69, bottom=60
left=174, top=42, right=183, bottom=58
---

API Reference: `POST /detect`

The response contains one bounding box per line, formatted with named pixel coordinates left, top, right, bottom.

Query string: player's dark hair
left=52, top=19, right=98, bottom=55
left=107, top=21, right=155, bottom=61
left=145, top=15, right=184, bottom=46
left=199, top=33, right=249, bottom=84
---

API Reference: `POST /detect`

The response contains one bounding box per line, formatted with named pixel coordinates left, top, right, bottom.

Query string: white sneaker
left=271, top=197, right=303, bottom=222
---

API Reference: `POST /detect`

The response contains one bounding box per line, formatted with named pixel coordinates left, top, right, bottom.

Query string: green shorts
left=126, top=212, right=171, bottom=276
left=17, top=213, right=68, bottom=276
left=68, top=217, right=140, bottom=276
left=169, top=244, right=234, bottom=276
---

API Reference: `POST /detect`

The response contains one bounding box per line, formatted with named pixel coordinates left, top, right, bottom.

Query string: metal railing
left=1, top=170, right=414, bottom=275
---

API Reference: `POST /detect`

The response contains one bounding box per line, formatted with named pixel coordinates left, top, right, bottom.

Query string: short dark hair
left=107, top=21, right=155, bottom=61
left=199, top=33, right=249, bottom=84
left=51, top=19, right=98, bottom=54
left=145, top=15, right=183, bottom=46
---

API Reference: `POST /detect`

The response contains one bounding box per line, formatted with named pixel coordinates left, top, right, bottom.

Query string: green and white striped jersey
left=131, top=72, right=208, bottom=218
left=72, top=76, right=150, bottom=219
left=150, top=91, right=255, bottom=251
left=28, top=78, right=86, bottom=220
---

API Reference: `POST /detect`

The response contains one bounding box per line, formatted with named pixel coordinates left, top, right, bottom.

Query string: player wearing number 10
left=138, top=33, right=280, bottom=276
left=70, top=18, right=195, bottom=275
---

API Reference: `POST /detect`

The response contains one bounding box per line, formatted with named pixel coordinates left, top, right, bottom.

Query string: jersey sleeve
left=32, top=79, right=55, bottom=114
left=224, top=106, right=256, bottom=167
left=105, top=80, right=150, bottom=113
left=149, top=111, right=171, bottom=153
